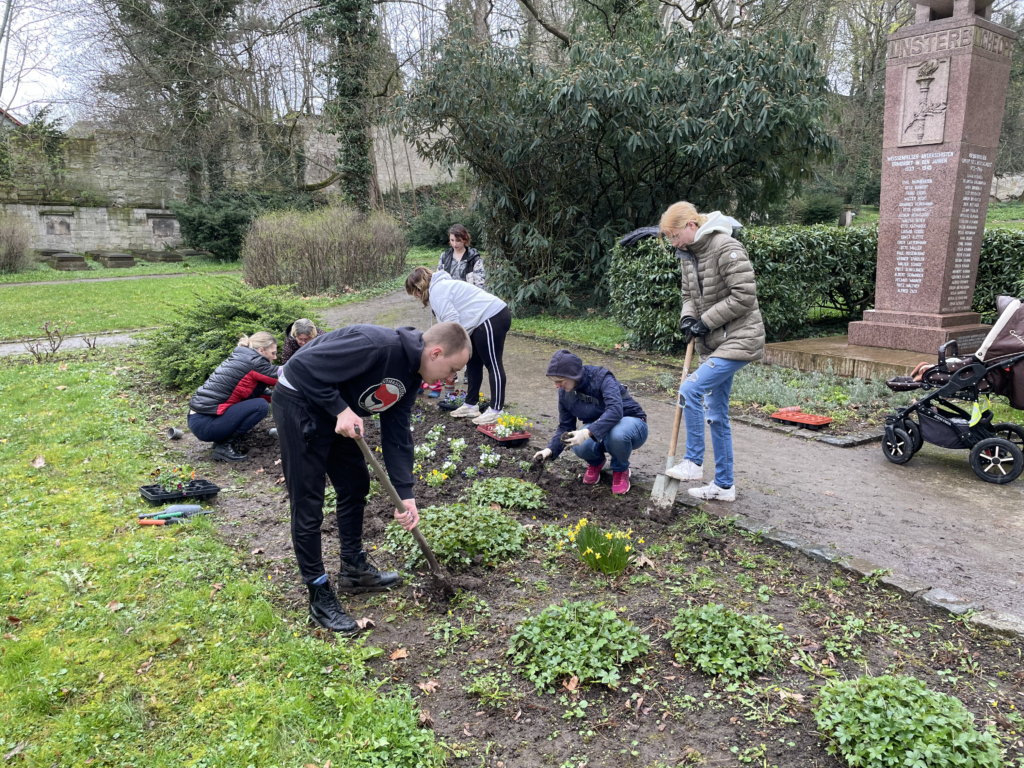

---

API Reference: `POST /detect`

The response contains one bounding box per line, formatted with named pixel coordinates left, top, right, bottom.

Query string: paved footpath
left=325, top=293, right=1024, bottom=615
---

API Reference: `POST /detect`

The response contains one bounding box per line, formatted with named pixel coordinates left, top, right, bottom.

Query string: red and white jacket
left=189, top=346, right=279, bottom=415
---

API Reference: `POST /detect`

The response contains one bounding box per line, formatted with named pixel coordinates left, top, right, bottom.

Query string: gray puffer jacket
left=679, top=212, right=765, bottom=362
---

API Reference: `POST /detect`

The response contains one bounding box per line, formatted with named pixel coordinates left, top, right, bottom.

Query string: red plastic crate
left=477, top=423, right=531, bottom=447
left=769, top=407, right=832, bottom=430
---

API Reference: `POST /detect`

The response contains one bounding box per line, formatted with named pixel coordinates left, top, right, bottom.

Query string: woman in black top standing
left=436, top=224, right=485, bottom=289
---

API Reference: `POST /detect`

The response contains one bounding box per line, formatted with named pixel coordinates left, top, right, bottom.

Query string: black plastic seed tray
left=139, top=479, right=221, bottom=506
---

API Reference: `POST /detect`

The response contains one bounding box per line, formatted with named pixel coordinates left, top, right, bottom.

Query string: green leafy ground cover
left=0, top=352, right=443, bottom=766
left=3, top=356, right=1024, bottom=767
left=510, top=314, right=628, bottom=351
left=0, top=257, right=241, bottom=284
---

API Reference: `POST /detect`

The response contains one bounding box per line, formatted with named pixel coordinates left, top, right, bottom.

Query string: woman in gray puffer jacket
left=660, top=202, right=765, bottom=503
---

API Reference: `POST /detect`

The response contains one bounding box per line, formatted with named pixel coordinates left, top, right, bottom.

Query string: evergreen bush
left=814, top=675, right=1001, bottom=768
left=171, top=192, right=318, bottom=262
left=407, top=205, right=482, bottom=248
left=242, top=203, right=406, bottom=294
left=609, top=225, right=1024, bottom=350
left=143, top=280, right=316, bottom=390
left=797, top=192, right=845, bottom=225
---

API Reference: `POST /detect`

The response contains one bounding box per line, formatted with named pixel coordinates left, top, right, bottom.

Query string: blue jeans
left=680, top=357, right=748, bottom=488
left=573, top=416, right=649, bottom=472
left=188, top=398, right=269, bottom=443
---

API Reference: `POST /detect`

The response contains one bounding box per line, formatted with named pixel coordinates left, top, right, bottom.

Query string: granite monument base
left=849, top=309, right=990, bottom=354
left=44, top=253, right=90, bottom=271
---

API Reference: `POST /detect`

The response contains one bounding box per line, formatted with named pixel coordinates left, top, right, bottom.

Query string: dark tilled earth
left=148, top=385, right=1024, bottom=768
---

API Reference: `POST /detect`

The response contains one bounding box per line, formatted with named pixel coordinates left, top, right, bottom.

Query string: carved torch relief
left=899, top=58, right=950, bottom=147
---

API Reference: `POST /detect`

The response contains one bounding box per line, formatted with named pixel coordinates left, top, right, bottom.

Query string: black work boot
left=307, top=579, right=358, bottom=635
left=211, top=441, right=247, bottom=462
left=337, top=551, right=402, bottom=594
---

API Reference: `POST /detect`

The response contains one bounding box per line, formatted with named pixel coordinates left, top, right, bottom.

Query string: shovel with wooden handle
left=353, top=427, right=456, bottom=597
left=651, top=338, right=695, bottom=508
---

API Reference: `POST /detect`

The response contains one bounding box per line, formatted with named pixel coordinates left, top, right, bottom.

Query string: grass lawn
left=0, top=275, right=245, bottom=341
left=511, top=314, right=628, bottom=352
left=406, top=245, right=439, bottom=268
left=852, top=201, right=1024, bottom=231
left=0, top=351, right=442, bottom=766
left=0, top=257, right=241, bottom=284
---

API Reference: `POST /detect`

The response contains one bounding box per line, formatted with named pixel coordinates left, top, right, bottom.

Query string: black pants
left=272, top=385, right=370, bottom=584
left=187, top=399, right=269, bottom=443
left=466, top=307, right=511, bottom=411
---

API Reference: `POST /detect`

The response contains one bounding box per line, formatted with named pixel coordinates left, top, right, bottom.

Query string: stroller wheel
left=992, top=422, right=1024, bottom=452
left=903, top=418, right=923, bottom=453
left=882, top=427, right=914, bottom=465
left=969, top=437, right=1023, bottom=484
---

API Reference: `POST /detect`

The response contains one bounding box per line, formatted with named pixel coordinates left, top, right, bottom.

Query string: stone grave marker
left=849, top=0, right=1016, bottom=354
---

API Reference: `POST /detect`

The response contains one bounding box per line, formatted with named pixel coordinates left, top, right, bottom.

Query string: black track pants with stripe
left=465, top=307, right=511, bottom=411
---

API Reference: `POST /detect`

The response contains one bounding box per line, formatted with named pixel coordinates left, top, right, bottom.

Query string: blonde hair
left=660, top=202, right=709, bottom=235
left=292, top=318, right=317, bottom=338
left=405, top=266, right=433, bottom=307
left=238, top=331, right=277, bottom=351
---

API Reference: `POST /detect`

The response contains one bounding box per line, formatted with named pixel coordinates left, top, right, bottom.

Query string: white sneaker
left=450, top=403, right=480, bottom=418
left=665, top=459, right=703, bottom=481
left=472, top=407, right=502, bottom=425
left=687, top=482, right=736, bottom=502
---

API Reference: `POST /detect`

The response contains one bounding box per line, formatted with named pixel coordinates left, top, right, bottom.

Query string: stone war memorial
left=848, top=0, right=1017, bottom=354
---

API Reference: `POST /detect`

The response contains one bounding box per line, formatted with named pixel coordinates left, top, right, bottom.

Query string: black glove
left=618, top=226, right=661, bottom=247
left=686, top=319, right=711, bottom=345
left=679, top=316, right=697, bottom=334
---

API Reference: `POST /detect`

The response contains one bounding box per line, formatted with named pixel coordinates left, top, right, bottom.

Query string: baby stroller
left=882, top=295, right=1024, bottom=484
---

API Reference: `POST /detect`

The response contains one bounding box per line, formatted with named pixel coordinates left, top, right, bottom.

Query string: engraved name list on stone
left=944, top=152, right=991, bottom=312
left=888, top=151, right=950, bottom=296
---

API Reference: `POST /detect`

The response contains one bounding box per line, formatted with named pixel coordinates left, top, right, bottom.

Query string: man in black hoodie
left=273, top=322, right=472, bottom=634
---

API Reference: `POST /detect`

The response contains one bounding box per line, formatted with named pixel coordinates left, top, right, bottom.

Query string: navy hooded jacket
left=547, top=366, right=646, bottom=458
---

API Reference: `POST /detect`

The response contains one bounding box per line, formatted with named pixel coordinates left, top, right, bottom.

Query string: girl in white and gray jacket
left=406, top=267, right=511, bottom=424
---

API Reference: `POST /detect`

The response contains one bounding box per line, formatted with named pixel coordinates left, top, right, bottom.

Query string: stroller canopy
left=976, top=295, right=1024, bottom=362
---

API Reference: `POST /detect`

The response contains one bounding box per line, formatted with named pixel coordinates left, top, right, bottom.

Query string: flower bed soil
left=146, top=388, right=1024, bottom=768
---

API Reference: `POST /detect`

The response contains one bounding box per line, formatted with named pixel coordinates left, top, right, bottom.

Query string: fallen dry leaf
left=251, top=548, right=265, bottom=555
left=59, top=363, right=67, bottom=371
left=136, top=657, right=154, bottom=675
left=274, top=459, right=281, bottom=466
left=633, top=553, right=656, bottom=569
left=6, top=616, right=21, bottom=625
left=823, top=490, right=835, bottom=497
left=97, top=672, right=104, bottom=683
left=31, top=456, right=45, bottom=469
left=417, top=679, right=441, bottom=694
left=562, top=674, right=579, bottom=692
left=275, top=477, right=285, bottom=485
left=255, top=467, right=265, bottom=474
left=355, top=617, right=375, bottom=630
left=489, top=502, right=501, bottom=510
left=418, top=709, right=434, bottom=728
left=107, top=601, right=124, bottom=612
left=389, top=648, right=408, bottom=661
left=779, top=690, right=805, bottom=704
left=462, top=724, right=473, bottom=737
left=2, top=633, right=16, bottom=641
left=56, top=386, right=67, bottom=391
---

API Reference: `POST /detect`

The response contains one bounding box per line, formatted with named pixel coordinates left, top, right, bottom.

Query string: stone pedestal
left=849, top=0, right=1016, bottom=354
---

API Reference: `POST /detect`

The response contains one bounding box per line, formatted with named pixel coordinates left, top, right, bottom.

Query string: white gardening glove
left=561, top=429, right=591, bottom=448
left=533, top=448, right=552, bottom=462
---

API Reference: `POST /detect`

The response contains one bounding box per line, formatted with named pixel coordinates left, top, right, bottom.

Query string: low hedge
left=609, top=225, right=1024, bottom=350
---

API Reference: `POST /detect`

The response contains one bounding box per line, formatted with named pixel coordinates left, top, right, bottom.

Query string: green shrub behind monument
left=144, top=280, right=317, bottom=391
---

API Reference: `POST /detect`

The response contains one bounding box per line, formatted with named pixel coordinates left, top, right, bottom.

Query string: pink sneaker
left=583, top=461, right=605, bottom=485
left=612, top=469, right=631, bottom=494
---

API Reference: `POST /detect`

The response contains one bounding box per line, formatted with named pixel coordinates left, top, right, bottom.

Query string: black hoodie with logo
left=283, top=325, right=423, bottom=498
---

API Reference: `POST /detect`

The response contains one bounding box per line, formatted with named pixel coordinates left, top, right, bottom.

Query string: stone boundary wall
left=0, top=203, right=182, bottom=253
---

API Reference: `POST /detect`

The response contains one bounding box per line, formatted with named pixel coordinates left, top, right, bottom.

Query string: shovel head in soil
left=353, top=428, right=456, bottom=597
left=651, top=339, right=694, bottom=509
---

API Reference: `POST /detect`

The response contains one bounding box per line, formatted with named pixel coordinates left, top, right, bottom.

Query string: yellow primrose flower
left=595, top=553, right=601, bottom=559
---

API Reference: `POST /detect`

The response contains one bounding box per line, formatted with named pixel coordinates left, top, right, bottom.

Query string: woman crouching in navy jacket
left=532, top=350, right=648, bottom=494
left=187, top=331, right=281, bottom=462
